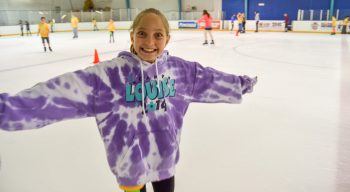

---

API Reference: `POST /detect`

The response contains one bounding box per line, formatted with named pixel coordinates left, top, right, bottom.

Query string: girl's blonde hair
left=129, top=8, right=170, bottom=54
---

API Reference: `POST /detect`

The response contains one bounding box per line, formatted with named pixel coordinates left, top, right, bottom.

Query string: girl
left=0, top=8, right=257, bottom=192
left=108, top=18, right=116, bottom=43
left=198, top=10, right=215, bottom=45
left=37, top=17, right=52, bottom=52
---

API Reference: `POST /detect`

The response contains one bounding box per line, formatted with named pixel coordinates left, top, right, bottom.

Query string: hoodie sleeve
left=185, top=62, right=257, bottom=103
left=0, top=67, right=100, bottom=131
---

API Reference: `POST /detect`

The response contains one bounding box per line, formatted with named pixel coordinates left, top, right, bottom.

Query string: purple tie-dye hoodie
left=0, top=50, right=257, bottom=186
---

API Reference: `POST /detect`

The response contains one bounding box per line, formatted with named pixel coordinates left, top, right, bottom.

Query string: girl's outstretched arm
left=0, top=68, right=100, bottom=131
left=184, top=62, right=257, bottom=104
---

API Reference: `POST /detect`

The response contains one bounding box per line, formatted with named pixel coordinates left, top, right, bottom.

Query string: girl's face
left=130, top=13, right=170, bottom=63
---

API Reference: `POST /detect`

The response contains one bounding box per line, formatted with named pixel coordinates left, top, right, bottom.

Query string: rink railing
left=2, top=19, right=349, bottom=36
left=0, top=9, right=223, bottom=26
left=297, top=9, right=350, bottom=21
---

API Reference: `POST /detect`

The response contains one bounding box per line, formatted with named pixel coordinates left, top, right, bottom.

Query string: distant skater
left=71, top=15, right=79, bottom=39
left=254, top=11, right=260, bottom=32
left=331, top=16, right=337, bottom=35
left=242, top=13, right=246, bottom=33
left=108, top=19, right=116, bottom=43
left=25, top=21, right=32, bottom=36
left=19, top=20, right=24, bottom=36
left=49, top=19, right=55, bottom=33
left=237, top=13, right=243, bottom=35
left=284, top=13, right=289, bottom=32
left=230, top=13, right=236, bottom=31
left=38, top=17, right=52, bottom=52
left=341, top=16, right=349, bottom=34
left=198, top=10, right=214, bottom=45
left=92, top=18, right=99, bottom=31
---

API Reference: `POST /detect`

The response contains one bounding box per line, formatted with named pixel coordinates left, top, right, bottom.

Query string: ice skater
left=284, top=13, right=289, bottom=32
left=37, top=17, right=52, bottom=52
left=0, top=8, right=257, bottom=192
left=242, top=13, right=246, bottom=33
left=254, top=11, right=260, bottom=32
left=71, top=15, right=79, bottom=38
left=198, top=9, right=215, bottom=45
left=18, top=20, right=24, bottom=36
left=341, top=16, right=349, bottom=34
left=92, top=18, right=99, bottom=31
left=331, top=16, right=337, bottom=35
left=230, top=13, right=236, bottom=31
left=25, top=20, right=32, bottom=36
left=49, top=19, right=55, bottom=33
left=108, top=18, right=116, bottom=43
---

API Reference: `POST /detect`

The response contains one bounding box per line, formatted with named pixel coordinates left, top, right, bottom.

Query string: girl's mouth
left=141, top=48, right=157, bottom=53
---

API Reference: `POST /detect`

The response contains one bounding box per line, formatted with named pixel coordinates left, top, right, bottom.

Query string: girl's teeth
left=144, top=48, right=154, bottom=52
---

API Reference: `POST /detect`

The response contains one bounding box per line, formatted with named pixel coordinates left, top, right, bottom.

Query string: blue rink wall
left=223, top=0, right=350, bottom=20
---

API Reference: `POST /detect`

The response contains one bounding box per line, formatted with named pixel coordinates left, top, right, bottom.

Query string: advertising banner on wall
left=293, top=21, right=348, bottom=33
left=178, top=21, right=198, bottom=29
left=198, top=20, right=221, bottom=29
left=243, top=20, right=285, bottom=31
left=224, top=20, right=285, bottom=31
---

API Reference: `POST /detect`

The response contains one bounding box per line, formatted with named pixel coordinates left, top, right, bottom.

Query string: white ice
left=0, top=30, right=349, bottom=192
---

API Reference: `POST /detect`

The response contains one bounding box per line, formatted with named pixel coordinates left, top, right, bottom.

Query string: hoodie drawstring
left=140, top=62, right=146, bottom=115
left=140, top=58, right=160, bottom=115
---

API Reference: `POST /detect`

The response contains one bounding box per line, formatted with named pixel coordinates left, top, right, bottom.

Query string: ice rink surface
left=0, top=30, right=349, bottom=192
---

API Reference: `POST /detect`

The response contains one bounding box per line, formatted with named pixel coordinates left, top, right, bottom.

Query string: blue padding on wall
left=335, top=0, right=350, bottom=19
left=222, top=0, right=244, bottom=20
left=223, top=0, right=332, bottom=21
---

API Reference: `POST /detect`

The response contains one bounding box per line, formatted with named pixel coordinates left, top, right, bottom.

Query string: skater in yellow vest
left=108, top=19, right=116, bottom=43
left=341, top=16, right=349, bottom=34
left=92, top=18, right=99, bottom=31
left=331, top=16, right=337, bottom=35
left=37, top=17, right=52, bottom=52
left=71, top=15, right=79, bottom=38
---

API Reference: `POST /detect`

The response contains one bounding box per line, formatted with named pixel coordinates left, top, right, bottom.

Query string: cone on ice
left=93, top=49, right=100, bottom=64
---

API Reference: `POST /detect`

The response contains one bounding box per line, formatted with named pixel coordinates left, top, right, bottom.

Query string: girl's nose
left=144, top=35, right=154, bottom=45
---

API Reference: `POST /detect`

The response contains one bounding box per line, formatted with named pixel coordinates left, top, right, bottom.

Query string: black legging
left=130, top=176, right=175, bottom=192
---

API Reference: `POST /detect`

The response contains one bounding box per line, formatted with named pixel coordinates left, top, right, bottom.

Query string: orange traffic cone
left=235, top=30, right=239, bottom=36
left=93, top=49, right=100, bottom=64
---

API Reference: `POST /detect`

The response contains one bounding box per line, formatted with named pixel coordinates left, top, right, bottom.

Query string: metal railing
left=297, top=9, right=350, bottom=21
left=0, top=9, right=222, bottom=26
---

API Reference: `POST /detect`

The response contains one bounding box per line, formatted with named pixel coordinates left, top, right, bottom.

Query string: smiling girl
left=0, top=8, right=257, bottom=192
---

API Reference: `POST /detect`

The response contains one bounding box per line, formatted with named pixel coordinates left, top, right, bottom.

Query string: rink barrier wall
left=292, top=20, right=350, bottom=33
left=1, top=20, right=349, bottom=36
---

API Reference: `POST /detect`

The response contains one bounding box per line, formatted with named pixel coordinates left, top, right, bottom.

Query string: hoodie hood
left=117, top=50, right=169, bottom=67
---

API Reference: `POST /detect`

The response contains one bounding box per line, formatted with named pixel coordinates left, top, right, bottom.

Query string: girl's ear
left=166, top=35, right=171, bottom=45
left=130, top=31, right=134, bottom=44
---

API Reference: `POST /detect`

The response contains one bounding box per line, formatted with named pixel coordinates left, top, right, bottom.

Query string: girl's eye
left=136, top=31, right=146, bottom=37
left=155, top=33, right=164, bottom=39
